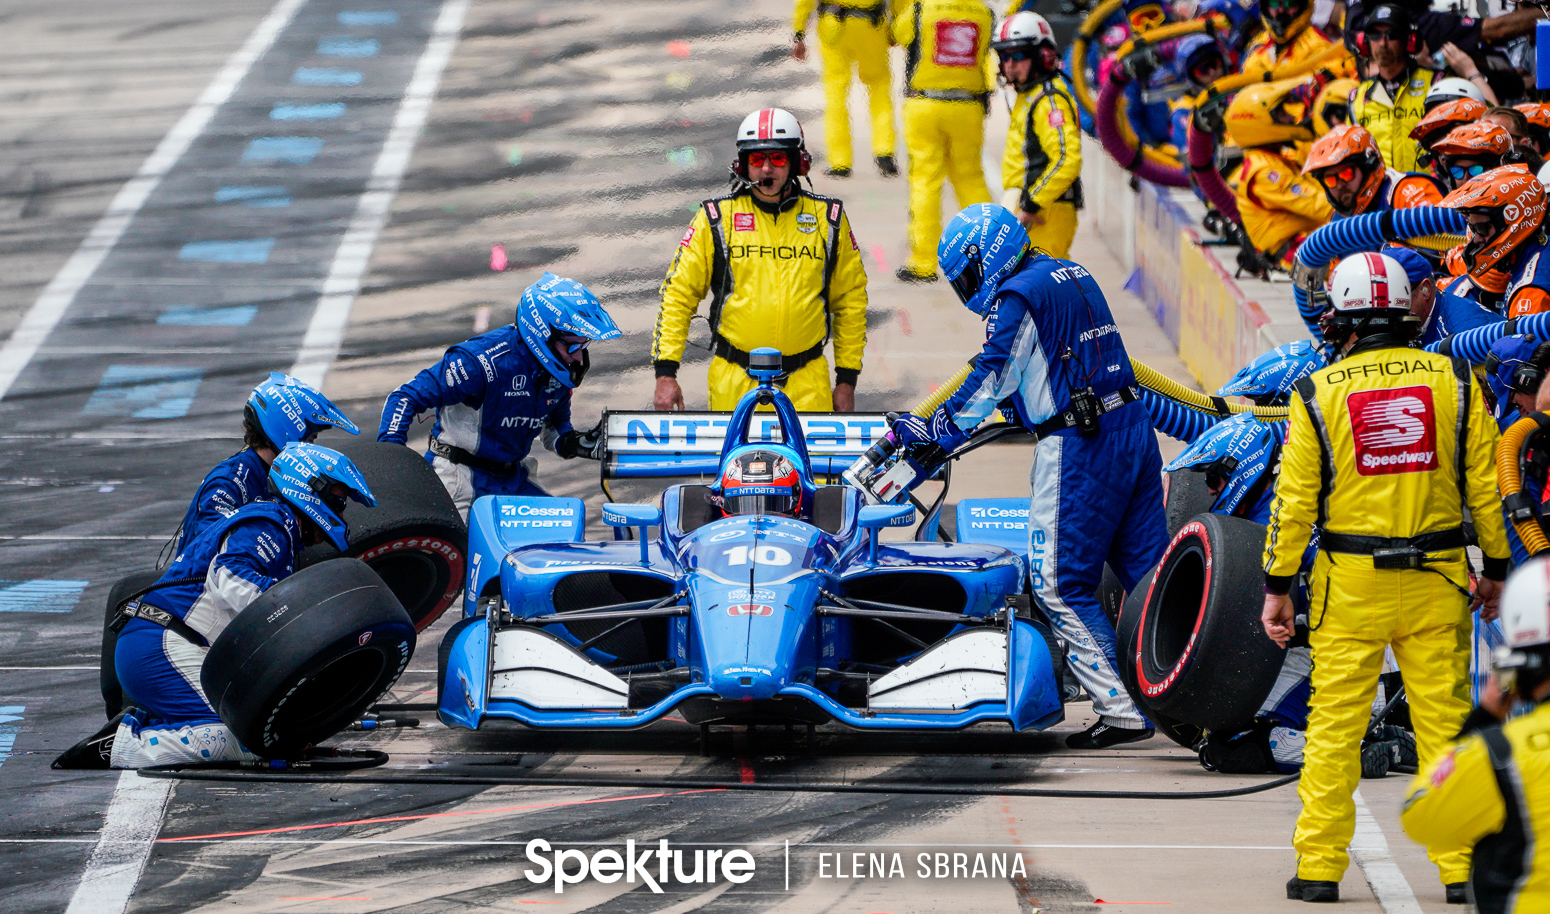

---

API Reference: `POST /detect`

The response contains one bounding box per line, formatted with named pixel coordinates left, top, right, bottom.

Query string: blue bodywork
left=438, top=378, right=1064, bottom=735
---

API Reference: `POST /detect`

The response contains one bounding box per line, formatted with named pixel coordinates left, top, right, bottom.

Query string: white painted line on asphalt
left=0, top=666, right=99, bottom=671
left=1352, top=789, right=1424, bottom=914
left=290, top=0, right=470, bottom=389
left=62, top=772, right=174, bottom=914
left=0, top=0, right=309, bottom=402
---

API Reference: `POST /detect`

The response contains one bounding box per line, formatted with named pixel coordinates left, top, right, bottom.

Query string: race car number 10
left=723, top=545, right=793, bottom=566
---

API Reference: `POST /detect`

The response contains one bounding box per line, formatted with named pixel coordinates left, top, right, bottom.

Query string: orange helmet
left=1441, top=164, right=1547, bottom=282
left=1302, top=124, right=1385, bottom=215
left=1432, top=121, right=1514, bottom=190
left=1516, top=103, right=1550, bottom=132
left=1409, top=98, right=1489, bottom=149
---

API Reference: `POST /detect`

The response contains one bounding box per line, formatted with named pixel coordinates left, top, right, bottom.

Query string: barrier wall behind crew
left=1083, top=137, right=1302, bottom=392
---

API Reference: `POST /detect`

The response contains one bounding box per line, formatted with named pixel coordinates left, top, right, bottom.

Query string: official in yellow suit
left=992, top=11, right=1082, bottom=258
left=1350, top=4, right=1434, bottom=174
left=1403, top=556, right=1550, bottom=910
left=893, top=0, right=995, bottom=282
left=792, top=0, right=898, bottom=178
left=653, top=109, right=868, bottom=413
left=1224, top=79, right=1334, bottom=266
left=1262, top=252, right=1508, bottom=904
left=1242, top=0, right=1353, bottom=79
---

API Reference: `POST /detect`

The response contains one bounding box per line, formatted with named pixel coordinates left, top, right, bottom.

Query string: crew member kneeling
left=1263, top=252, right=1508, bottom=904
left=891, top=204, right=1169, bottom=750
left=55, top=445, right=375, bottom=769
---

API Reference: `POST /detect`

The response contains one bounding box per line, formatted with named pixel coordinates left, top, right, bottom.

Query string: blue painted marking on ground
left=292, top=67, right=362, bottom=87
left=242, top=137, right=323, bottom=165
left=0, top=707, right=22, bottom=770
left=317, top=37, right=379, bottom=57
left=158, top=306, right=259, bottom=327
left=270, top=103, right=345, bottom=121
left=83, top=366, right=204, bottom=419
left=215, top=186, right=290, bottom=208
left=339, top=11, right=399, bottom=25
left=0, top=581, right=88, bottom=613
left=178, top=239, right=275, bottom=264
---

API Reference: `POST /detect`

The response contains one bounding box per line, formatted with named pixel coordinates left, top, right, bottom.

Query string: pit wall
left=1082, top=137, right=1308, bottom=393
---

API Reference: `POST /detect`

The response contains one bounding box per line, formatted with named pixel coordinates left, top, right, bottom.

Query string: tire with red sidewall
left=1164, top=469, right=1215, bottom=537
left=1117, top=568, right=1204, bottom=749
left=299, top=439, right=467, bottom=632
left=1132, top=513, right=1280, bottom=733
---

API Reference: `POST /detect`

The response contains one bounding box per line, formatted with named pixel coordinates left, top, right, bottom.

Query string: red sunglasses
left=745, top=151, right=789, bottom=168
left=1319, top=165, right=1359, bottom=187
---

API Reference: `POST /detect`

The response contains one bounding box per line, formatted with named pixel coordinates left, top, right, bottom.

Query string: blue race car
left=437, top=352, right=1065, bottom=734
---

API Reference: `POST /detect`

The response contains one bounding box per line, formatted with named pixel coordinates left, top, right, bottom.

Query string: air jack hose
left=1186, top=119, right=1238, bottom=220
left=1131, top=359, right=1291, bottom=420
left=1097, top=69, right=1191, bottom=186
left=1497, top=413, right=1550, bottom=557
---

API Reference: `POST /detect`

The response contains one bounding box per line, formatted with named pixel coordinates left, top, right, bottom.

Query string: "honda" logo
left=728, top=604, right=774, bottom=617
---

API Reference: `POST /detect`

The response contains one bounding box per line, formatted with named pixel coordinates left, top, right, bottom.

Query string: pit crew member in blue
left=53, top=445, right=375, bottom=769
left=175, top=372, right=358, bottom=551
left=378, top=273, right=620, bottom=518
left=892, top=203, right=1169, bottom=750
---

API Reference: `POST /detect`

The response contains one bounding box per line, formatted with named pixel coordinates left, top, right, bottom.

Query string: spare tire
left=202, top=558, right=414, bottom=758
left=298, top=439, right=467, bottom=632
left=100, top=569, right=164, bottom=719
left=1116, top=569, right=1204, bottom=750
left=1164, top=469, right=1214, bottom=537
left=1132, top=514, right=1281, bottom=733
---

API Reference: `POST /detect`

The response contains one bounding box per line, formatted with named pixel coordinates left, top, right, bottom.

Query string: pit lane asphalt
left=0, top=0, right=1442, bottom=911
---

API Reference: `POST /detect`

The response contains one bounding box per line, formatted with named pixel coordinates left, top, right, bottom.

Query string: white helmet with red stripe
left=1323, top=252, right=1418, bottom=345
left=734, top=108, right=810, bottom=178
left=992, top=11, right=1057, bottom=50
left=1496, top=556, right=1550, bottom=699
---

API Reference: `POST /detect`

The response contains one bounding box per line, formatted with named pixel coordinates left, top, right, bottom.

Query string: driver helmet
left=245, top=372, right=359, bottom=452
left=718, top=445, right=804, bottom=518
left=938, top=204, right=1032, bottom=317
left=1260, top=0, right=1312, bottom=43
left=1302, top=124, right=1385, bottom=216
left=268, top=443, right=377, bottom=551
left=1223, top=77, right=1315, bottom=149
left=1216, top=340, right=1326, bottom=406
left=1174, top=34, right=1229, bottom=90
left=1426, top=77, right=1487, bottom=113
left=1441, top=164, right=1547, bottom=285
left=515, top=271, right=621, bottom=389
left=1162, top=413, right=1283, bottom=518
left=1495, top=556, right=1550, bottom=701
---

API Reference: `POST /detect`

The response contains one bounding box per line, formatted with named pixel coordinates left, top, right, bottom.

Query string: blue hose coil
left=1141, top=387, right=1226, bottom=444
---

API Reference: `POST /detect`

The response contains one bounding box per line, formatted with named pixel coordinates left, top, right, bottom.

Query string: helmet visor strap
left=949, top=246, right=984, bottom=305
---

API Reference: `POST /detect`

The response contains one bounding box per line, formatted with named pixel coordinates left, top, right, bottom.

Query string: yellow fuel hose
left=1498, top=414, right=1550, bottom=556
left=911, top=364, right=973, bottom=418
left=1131, top=359, right=1292, bottom=420
left=1405, top=233, right=1464, bottom=252
left=1190, top=42, right=1354, bottom=111
left=1070, top=0, right=1127, bottom=114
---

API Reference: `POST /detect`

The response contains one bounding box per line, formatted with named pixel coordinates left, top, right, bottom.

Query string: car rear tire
left=1164, top=469, right=1214, bottom=537
left=1116, top=569, right=1204, bottom=749
left=1131, top=514, right=1281, bottom=734
left=202, top=558, right=415, bottom=758
left=100, top=569, right=164, bottom=719
left=298, top=439, right=467, bottom=632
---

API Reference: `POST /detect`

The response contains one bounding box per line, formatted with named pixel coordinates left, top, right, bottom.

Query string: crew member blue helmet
left=1173, top=34, right=1225, bottom=86
left=938, top=204, right=1032, bottom=317
left=268, top=443, right=377, bottom=552
left=245, top=373, right=359, bottom=451
left=1163, top=413, right=1283, bottom=518
left=1216, top=340, right=1326, bottom=405
left=515, top=272, right=621, bottom=389
left=1486, top=334, right=1550, bottom=420
left=1195, top=0, right=1259, bottom=47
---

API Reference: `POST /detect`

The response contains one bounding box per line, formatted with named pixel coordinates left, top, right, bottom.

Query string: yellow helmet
left=1313, top=78, right=1358, bottom=136
left=1224, top=78, right=1316, bottom=149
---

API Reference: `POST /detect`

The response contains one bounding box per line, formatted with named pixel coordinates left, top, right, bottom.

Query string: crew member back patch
left=1347, top=385, right=1439, bottom=476
left=933, top=21, right=980, bottom=67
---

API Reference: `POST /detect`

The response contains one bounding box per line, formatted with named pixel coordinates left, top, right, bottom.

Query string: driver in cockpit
left=715, top=446, right=806, bottom=519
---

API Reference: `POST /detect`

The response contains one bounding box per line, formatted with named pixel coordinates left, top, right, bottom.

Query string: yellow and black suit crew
left=792, top=0, right=899, bottom=178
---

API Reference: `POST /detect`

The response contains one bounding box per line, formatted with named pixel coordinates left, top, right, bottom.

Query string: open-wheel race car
left=437, top=349, right=1069, bottom=735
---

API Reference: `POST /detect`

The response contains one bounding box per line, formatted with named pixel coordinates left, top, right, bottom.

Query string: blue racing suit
left=906, top=253, right=1169, bottom=728
left=112, top=500, right=301, bottom=767
left=173, top=448, right=269, bottom=552
left=1420, top=284, right=1504, bottom=349
left=378, top=325, right=571, bottom=516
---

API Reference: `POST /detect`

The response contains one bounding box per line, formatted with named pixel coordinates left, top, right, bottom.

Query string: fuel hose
left=1497, top=413, right=1550, bottom=557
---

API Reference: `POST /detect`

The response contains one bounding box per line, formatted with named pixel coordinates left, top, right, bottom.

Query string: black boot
left=875, top=155, right=898, bottom=177
left=52, top=711, right=126, bottom=770
left=825, top=165, right=851, bottom=178
left=895, top=266, right=937, bottom=283
left=1286, top=876, right=1339, bottom=903
left=1065, top=720, right=1153, bottom=749
left=1445, top=882, right=1470, bottom=904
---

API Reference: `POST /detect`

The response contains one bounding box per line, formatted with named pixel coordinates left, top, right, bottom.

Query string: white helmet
left=1496, top=557, right=1550, bottom=693
left=1425, top=76, right=1487, bottom=113
left=1328, top=252, right=1412, bottom=314
left=736, top=108, right=806, bottom=153
left=992, top=11, right=1057, bottom=50
left=1537, top=159, right=1550, bottom=189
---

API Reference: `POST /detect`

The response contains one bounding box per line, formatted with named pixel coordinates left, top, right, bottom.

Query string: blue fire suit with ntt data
left=378, top=325, right=571, bottom=516
left=908, top=253, right=1170, bottom=728
left=112, top=501, right=301, bottom=768
left=174, top=448, right=269, bottom=552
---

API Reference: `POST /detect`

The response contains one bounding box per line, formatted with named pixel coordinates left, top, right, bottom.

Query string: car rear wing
left=599, top=410, right=893, bottom=482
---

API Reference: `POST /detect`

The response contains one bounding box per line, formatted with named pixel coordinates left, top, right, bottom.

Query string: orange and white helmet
left=1441, top=164, right=1548, bottom=283
left=1302, top=124, right=1384, bottom=215
left=1410, top=98, right=1489, bottom=150
left=1496, top=556, right=1550, bottom=695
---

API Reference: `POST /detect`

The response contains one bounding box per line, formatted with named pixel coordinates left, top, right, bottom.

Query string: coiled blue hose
left=1141, top=387, right=1226, bottom=443
left=1427, top=313, right=1545, bottom=361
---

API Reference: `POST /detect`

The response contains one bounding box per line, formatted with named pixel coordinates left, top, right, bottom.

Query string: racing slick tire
left=100, top=568, right=164, bottom=719
left=1097, top=564, right=1124, bottom=626
left=1116, top=570, right=1204, bottom=750
left=297, top=439, right=467, bottom=633
left=1164, top=470, right=1214, bottom=537
left=202, top=558, right=414, bottom=758
left=1131, top=514, right=1280, bottom=733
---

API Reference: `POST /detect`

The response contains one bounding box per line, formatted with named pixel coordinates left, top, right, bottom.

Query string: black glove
left=556, top=422, right=604, bottom=460
left=1118, top=47, right=1161, bottom=83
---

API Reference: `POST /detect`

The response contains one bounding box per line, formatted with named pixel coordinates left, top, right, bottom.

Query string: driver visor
left=948, top=251, right=984, bottom=305
left=727, top=494, right=798, bottom=516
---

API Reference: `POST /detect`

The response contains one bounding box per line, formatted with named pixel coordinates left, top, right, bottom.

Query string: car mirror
left=857, top=504, right=916, bottom=530
left=602, top=503, right=660, bottom=563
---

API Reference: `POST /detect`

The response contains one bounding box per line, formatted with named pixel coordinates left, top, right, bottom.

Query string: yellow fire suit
left=794, top=0, right=896, bottom=173
left=1403, top=701, right=1550, bottom=912
left=1242, top=27, right=1354, bottom=79
left=893, top=0, right=995, bottom=275
left=1236, top=147, right=1334, bottom=262
left=1264, top=340, right=1510, bottom=887
left=1352, top=68, right=1435, bottom=175
left=654, top=189, right=868, bottom=411
left=1001, top=76, right=1083, bottom=258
